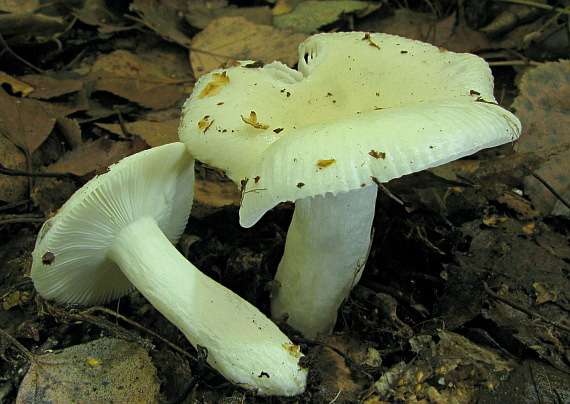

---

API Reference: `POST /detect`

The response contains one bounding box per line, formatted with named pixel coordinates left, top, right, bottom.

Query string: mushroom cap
left=179, top=32, right=521, bottom=228
left=31, top=142, right=195, bottom=304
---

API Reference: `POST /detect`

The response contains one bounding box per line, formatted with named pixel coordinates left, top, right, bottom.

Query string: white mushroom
left=30, top=142, right=307, bottom=396
left=179, top=32, right=522, bottom=338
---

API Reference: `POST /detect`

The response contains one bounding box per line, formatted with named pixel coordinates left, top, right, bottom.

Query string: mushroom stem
left=271, top=185, right=377, bottom=338
left=108, top=216, right=307, bottom=396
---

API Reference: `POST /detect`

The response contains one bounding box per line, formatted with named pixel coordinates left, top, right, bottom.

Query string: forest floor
left=0, top=0, right=569, bottom=403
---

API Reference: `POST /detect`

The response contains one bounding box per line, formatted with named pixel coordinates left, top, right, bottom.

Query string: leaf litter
left=16, top=337, right=160, bottom=403
left=0, top=1, right=569, bottom=403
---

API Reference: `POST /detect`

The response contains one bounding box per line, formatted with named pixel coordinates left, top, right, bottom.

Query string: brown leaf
left=189, top=16, right=309, bottom=78
left=0, top=0, right=38, bottom=14
left=0, top=72, right=34, bottom=96
left=130, top=0, right=193, bottom=47
left=31, top=138, right=136, bottom=213
left=96, top=119, right=179, bottom=146
left=0, top=13, right=65, bottom=36
left=16, top=338, right=160, bottom=404
left=45, top=138, right=134, bottom=176
left=56, top=117, right=83, bottom=148
left=0, top=87, right=55, bottom=156
left=74, top=0, right=131, bottom=33
left=358, top=9, right=489, bottom=53
left=89, top=49, right=192, bottom=109
left=20, top=74, right=84, bottom=100
left=186, top=1, right=273, bottom=30
left=0, top=134, right=27, bottom=203
left=513, top=61, right=570, bottom=216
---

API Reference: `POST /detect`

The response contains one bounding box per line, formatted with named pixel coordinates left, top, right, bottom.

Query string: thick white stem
left=108, top=216, right=306, bottom=396
left=271, top=186, right=377, bottom=338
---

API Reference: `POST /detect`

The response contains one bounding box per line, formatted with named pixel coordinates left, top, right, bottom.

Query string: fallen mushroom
left=30, top=142, right=307, bottom=396
left=179, top=32, right=522, bottom=338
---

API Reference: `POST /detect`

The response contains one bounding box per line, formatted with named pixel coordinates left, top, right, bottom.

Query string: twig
left=113, top=107, right=131, bottom=138
left=494, top=0, right=570, bottom=14
left=0, top=34, right=44, bottom=73
left=0, top=327, right=35, bottom=361
left=0, top=215, right=45, bottom=225
left=0, top=163, right=85, bottom=183
left=483, top=282, right=570, bottom=333
left=0, top=199, right=33, bottom=212
left=525, top=170, right=570, bottom=210
left=82, top=306, right=198, bottom=363
left=488, top=60, right=542, bottom=67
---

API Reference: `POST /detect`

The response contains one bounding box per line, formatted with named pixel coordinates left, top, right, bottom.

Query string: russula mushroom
left=30, top=142, right=307, bottom=396
left=179, top=32, right=522, bottom=338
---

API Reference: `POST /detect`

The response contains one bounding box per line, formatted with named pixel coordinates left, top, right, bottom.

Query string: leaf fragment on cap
left=241, top=111, right=270, bottom=129
left=316, top=159, right=336, bottom=169
left=198, top=116, right=214, bottom=132
left=198, top=71, right=229, bottom=98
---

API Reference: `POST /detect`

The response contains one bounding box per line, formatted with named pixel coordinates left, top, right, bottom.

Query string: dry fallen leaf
left=0, top=72, right=34, bottom=96
left=16, top=338, right=160, bottom=404
left=189, top=16, right=309, bottom=78
left=96, top=119, right=180, bottom=146
left=273, top=0, right=369, bottom=34
left=0, top=133, right=27, bottom=203
left=513, top=61, right=570, bottom=216
left=44, top=138, right=135, bottom=176
left=533, top=282, right=558, bottom=304
left=186, top=0, right=273, bottom=30
left=0, top=12, right=66, bottom=37
left=130, top=0, right=193, bottom=47
left=31, top=138, right=137, bottom=213
left=74, top=0, right=131, bottom=33
left=0, top=0, right=38, bottom=13
left=358, top=9, right=489, bottom=53
left=20, top=74, right=84, bottom=100
left=372, top=331, right=513, bottom=402
left=89, top=48, right=192, bottom=109
left=0, top=87, right=55, bottom=158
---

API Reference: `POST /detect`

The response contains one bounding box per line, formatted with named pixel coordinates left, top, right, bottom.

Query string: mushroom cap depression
left=179, top=32, right=521, bottom=227
left=31, top=142, right=194, bottom=304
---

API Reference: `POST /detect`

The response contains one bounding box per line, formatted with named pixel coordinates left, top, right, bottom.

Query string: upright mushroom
left=179, top=32, right=522, bottom=338
left=30, top=142, right=307, bottom=396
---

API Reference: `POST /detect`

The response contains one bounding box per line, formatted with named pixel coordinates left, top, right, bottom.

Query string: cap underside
left=31, top=142, right=195, bottom=304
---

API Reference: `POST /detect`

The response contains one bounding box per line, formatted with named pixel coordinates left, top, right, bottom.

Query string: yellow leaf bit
left=86, top=358, right=102, bottom=367
left=198, top=115, right=214, bottom=132
left=241, top=111, right=270, bottom=129
left=282, top=343, right=302, bottom=359
left=316, top=159, right=336, bottom=169
left=198, top=71, right=230, bottom=98
left=362, top=33, right=381, bottom=50
left=369, top=150, right=386, bottom=159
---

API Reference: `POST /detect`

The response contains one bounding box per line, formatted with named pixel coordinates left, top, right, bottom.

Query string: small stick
left=483, top=282, right=570, bottom=333
left=526, top=170, right=570, bottom=210
left=0, top=163, right=85, bottom=183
